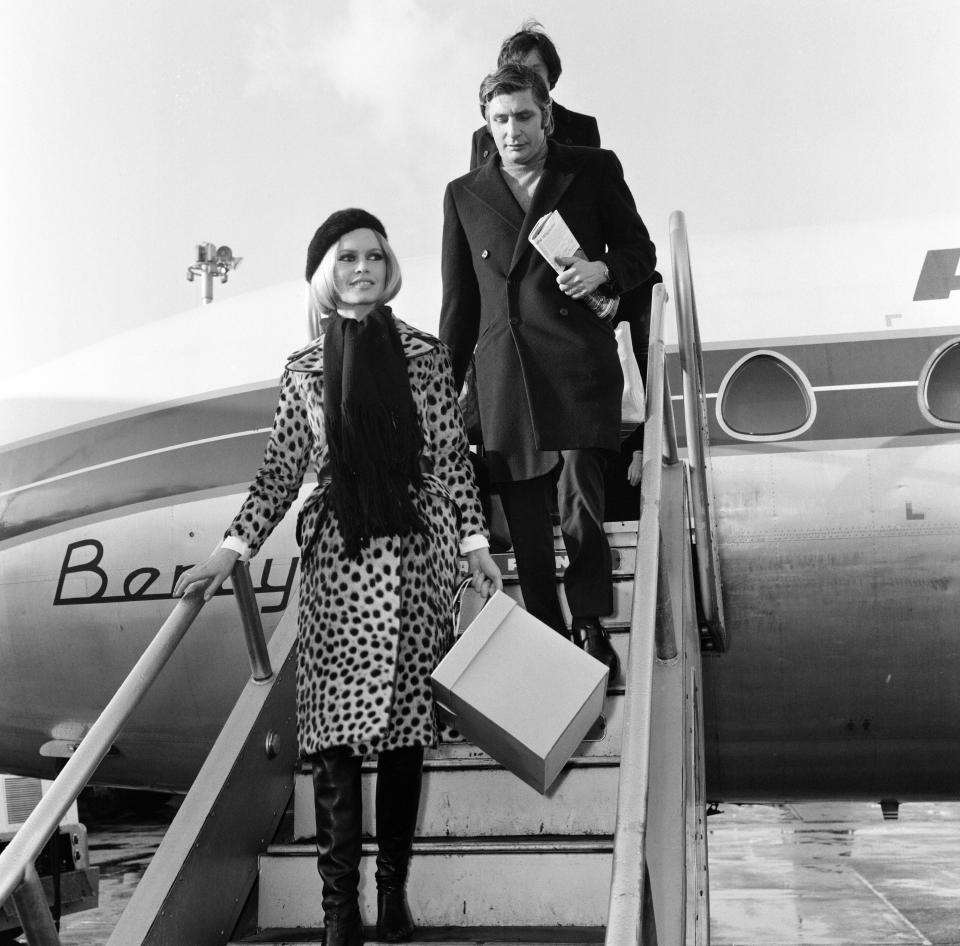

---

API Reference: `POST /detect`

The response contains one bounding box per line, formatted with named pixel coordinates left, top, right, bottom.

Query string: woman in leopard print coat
left=176, top=209, right=501, bottom=946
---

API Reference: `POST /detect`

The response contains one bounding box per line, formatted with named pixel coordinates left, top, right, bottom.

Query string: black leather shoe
left=323, top=906, right=364, bottom=946
left=576, top=618, right=620, bottom=688
left=376, top=888, right=415, bottom=942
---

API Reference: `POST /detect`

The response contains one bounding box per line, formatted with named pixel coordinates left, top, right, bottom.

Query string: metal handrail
left=605, top=282, right=674, bottom=944
left=0, top=560, right=272, bottom=937
left=669, top=210, right=726, bottom=650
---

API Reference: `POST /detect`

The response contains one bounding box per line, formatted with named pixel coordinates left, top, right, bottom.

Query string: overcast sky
left=2, top=1, right=958, bottom=375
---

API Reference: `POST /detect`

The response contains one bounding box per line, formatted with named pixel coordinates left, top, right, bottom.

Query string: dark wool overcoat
left=469, top=100, right=601, bottom=169
left=440, top=140, right=657, bottom=483
left=226, top=314, right=486, bottom=758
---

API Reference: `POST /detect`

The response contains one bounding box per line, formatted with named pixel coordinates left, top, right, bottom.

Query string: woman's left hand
left=465, top=547, right=503, bottom=598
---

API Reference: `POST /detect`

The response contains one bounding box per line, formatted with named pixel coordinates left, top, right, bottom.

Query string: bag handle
left=445, top=575, right=486, bottom=654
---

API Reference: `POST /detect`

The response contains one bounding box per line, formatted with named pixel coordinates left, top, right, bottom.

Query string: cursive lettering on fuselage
left=53, top=539, right=298, bottom=614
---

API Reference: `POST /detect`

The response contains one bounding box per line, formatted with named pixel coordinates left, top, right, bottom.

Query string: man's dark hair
left=479, top=63, right=554, bottom=135
left=496, top=19, right=562, bottom=90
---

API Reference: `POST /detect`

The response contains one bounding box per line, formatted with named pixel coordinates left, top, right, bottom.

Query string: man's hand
left=555, top=256, right=608, bottom=299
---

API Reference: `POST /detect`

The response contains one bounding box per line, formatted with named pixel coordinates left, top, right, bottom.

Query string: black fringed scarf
left=323, top=306, right=427, bottom=560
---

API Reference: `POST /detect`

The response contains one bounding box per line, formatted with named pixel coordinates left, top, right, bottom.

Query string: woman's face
left=333, top=228, right=387, bottom=311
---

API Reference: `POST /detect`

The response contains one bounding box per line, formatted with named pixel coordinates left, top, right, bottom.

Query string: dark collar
left=285, top=312, right=437, bottom=375
left=463, top=140, right=584, bottom=273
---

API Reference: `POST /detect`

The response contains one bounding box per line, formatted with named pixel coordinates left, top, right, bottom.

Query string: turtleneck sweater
left=498, top=137, right=549, bottom=213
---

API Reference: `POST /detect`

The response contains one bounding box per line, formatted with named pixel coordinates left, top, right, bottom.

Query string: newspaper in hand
left=528, top=211, right=619, bottom=320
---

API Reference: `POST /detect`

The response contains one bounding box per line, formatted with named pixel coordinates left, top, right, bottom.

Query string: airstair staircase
left=0, top=212, right=721, bottom=946
left=245, top=522, right=657, bottom=940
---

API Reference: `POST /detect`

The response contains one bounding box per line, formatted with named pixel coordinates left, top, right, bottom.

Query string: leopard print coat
left=227, top=313, right=486, bottom=757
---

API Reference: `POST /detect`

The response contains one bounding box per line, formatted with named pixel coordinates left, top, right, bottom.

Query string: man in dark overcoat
left=440, top=63, right=656, bottom=676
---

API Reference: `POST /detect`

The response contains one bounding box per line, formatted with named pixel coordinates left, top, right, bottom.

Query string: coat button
left=509, top=317, right=520, bottom=326
left=482, top=149, right=490, bottom=158
left=559, top=308, right=569, bottom=316
left=481, top=250, right=489, bottom=259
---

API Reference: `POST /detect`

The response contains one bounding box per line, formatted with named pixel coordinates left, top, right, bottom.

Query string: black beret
left=305, top=208, right=388, bottom=282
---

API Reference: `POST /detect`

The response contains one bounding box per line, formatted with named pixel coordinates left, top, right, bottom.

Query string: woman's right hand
left=465, top=546, right=503, bottom=599
left=173, top=546, right=241, bottom=601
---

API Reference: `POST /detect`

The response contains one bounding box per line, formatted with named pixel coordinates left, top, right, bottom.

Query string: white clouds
left=241, top=2, right=479, bottom=136
left=241, top=7, right=317, bottom=100
left=3, top=1, right=959, bottom=376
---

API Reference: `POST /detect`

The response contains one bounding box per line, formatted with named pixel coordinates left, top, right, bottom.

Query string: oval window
left=919, top=339, right=960, bottom=428
left=717, top=350, right=816, bottom=441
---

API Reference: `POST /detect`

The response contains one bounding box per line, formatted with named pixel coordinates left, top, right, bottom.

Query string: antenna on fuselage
left=186, top=243, right=242, bottom=304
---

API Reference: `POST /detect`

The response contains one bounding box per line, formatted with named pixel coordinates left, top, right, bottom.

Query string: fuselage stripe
left=681, top=380, right=920, bottom=401
left=0, top=427, right=274, bottom=500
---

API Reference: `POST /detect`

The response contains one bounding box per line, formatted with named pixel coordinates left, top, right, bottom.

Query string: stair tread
left=233, top=926, right=605, bottom=944
left=294, top=756, right=620, bottom=774
left=266, top=836, right=614, bottom=856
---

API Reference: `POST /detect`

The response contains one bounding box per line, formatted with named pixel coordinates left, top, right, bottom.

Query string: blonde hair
left=306, top=230, right=403, bottom=336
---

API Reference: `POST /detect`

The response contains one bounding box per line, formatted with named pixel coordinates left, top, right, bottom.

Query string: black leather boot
left=312, top=748, right=365, bottom=946
left=374, top=746, right=423, bottom=942
left=576, top=618, right=620, bottom=688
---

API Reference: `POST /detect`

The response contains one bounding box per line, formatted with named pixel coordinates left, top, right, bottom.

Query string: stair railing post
left=10, top=864, right=62, bottom=946
left=231, top=561, right=273, bottom=683
left=655, top=543, right=679, bottom=662
left=663, top=372, right=679, bottom=466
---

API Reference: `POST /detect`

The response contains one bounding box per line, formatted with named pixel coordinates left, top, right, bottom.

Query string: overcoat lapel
left=462, top=159, right=525, bottom=235
left=460, top=140, right=583, bottom=274
left=510, top=143, right=581, bottom=274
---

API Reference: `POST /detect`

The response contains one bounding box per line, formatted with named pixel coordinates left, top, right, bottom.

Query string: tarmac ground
left=708, top=801, right=960, bottom=945
left=11, top=800, right=960, bottom=945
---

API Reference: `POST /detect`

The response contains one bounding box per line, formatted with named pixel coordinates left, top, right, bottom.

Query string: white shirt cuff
left=221, top=535, right=252, bottom=562
left=459, top=534, right=490, bottom=555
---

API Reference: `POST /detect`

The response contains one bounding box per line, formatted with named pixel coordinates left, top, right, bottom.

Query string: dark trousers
left=498, top=448, right=613, bottom=635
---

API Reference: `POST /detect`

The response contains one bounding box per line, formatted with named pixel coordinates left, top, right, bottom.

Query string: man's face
left=519, top=49, right=551, bottom=88
left=486, top=88, right=546, bottom=165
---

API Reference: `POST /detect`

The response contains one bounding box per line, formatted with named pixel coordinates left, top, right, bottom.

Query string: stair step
left=292, top=682, right=625, bottom=790
left=458, top=581, right=635, bottom=633
left=292, top=759, right=619, bottom=840
left=457, top=522, right=638, bottom=631
left=483, top=521, right=637, bottom=584
left=258, top=838, right=613, bottom=929
left=232, top=926, right=605, bottom=944
left=488, top=545, right=636, bottom=580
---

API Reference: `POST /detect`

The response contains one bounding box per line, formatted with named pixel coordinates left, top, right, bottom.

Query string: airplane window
left=920, top=339, right=960, bottom=428
left=717, top=351, right=816, bottom=441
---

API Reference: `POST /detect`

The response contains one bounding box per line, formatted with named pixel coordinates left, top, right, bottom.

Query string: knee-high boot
left=375, top=746, right=423, bottom=942
left=312, top=748, right=364, bottom=946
